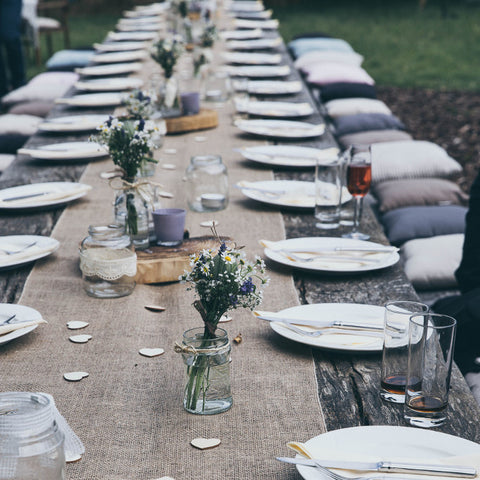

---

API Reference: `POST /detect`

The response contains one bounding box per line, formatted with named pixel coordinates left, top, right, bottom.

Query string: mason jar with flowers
left=178, top=233, right=269, bottom=414
left=91, top=116, right=159, bottom=249
left=151, top=37, right=185, bottom=118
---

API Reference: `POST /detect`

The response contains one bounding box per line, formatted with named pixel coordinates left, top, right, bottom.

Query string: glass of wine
left=342, top=145, right=372, bottom=241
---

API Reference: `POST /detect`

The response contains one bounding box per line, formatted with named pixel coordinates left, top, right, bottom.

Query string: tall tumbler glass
left=342, top=144, right=372, bottom=240
left=404, top=313, right=457, bottom=428
left=314, top=157, right=342, bottom=229
left=380, top=301, right=429, bottom=403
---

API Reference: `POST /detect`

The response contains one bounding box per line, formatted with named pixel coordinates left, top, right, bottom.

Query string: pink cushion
left=28, top=72, right=79, bottom=87
left=305, top=63, right=375, bottom=86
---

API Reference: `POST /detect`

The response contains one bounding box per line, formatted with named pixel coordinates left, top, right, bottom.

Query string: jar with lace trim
left=79, top=225, right=136, bottom=298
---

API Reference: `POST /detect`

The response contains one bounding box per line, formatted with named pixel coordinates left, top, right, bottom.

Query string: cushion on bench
left=382, top=205, right=467, bottom=246
left=325, top=98, right=391, bottom=118
left=333, top=113, right=405, bottom=137
left=319, top=82, right=377, bottom=102
left=305, top=63, right=375, bottom=86
left=46, top=49, right=95, bottom=71
left=288, top=38, right=354, bottom=58
left=295, top=50, right=364, bottom=70
left=373, top=178, right=469, bottom=212
left=338, top=129, right=412, bottom=149
left=402, top=234, right=464, bottom=290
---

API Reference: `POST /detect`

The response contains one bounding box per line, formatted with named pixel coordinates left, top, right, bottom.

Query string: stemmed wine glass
left=342, top=145, right=372, bottom=240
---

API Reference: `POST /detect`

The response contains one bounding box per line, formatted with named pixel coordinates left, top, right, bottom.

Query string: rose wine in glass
left=342, top=145, right=372, bottom=240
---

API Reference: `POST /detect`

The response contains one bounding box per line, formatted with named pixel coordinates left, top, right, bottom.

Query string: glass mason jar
left=79, top=224, right=137, bottom=298
left=185, top=155, right=229, bottom=212
left=181, top=327, right=232, bottom=415
left=0, top=392, right=65, bottom=480
left=114, top=187, right=150, bottom=250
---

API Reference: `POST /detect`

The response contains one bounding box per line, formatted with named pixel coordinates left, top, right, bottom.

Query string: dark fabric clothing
left=456, top=171, right=480, bottom=293
left=0, top=0, right=26, bottom=96
left=432, top=170, right=480, bottom=374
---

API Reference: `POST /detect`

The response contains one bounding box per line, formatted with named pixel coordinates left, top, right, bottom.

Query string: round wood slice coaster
left=135, top=235, right=233, bottom=284
left=165, top=109, right=218, bottom=134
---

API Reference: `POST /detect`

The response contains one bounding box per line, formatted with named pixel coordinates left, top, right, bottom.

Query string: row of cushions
left=0, top=114, right=43, bottom=154
left=288, top=37, right=355, bottom=58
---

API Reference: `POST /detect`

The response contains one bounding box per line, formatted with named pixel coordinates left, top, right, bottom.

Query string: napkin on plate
left=0, top=318, right=47, bottom=336
left=0, top=185, right=92, bottom=207
left=0, top=243, right=57, bottom=267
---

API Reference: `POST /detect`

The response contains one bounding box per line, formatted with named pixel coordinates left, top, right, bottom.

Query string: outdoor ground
left=377, top=87, right=480, bottom=193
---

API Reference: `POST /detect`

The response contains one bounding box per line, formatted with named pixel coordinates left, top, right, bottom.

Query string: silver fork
left=0, top=241, right=37, bottom=255
left=278, top=322, right=325, bottom=337
left=284, top=251, right=378, bottom=265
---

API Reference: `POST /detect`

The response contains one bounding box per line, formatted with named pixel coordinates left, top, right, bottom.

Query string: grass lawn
left=268, top=0, right=480, bottom=91
left=25, top=0, right=480, bottom=91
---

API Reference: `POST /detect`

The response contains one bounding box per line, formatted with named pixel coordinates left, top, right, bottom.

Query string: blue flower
left=229, top=294, right=238, bottom=306
left=219, top=242, right=226, bottom=254
left=240, top=277, right=254, bottom=295
left=138, top=118, right=145, bottom=131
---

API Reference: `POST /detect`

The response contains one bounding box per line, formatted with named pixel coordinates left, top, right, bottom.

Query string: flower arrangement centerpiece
left=91, top=116, right=159, bottom=248
left=200, top=24, right=217, bottom=48
left=122, top=89, right=155, bottom=120
left=151, top=37, right=185, bottom=79
left=178, top=232, right=269, bottom=414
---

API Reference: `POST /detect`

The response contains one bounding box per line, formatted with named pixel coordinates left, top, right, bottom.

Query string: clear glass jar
left=185, top=155, right=229, bottom=212
left=181, top=327, right=232, bottom=415
left=114, top=187, right=150, bottom=250
left=0, top=392, right=65, bottom=480
left=79, top=224, right=137, bottom=298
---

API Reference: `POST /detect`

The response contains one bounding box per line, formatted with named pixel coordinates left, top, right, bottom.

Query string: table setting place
left=0, top=1, right=476, bottom=479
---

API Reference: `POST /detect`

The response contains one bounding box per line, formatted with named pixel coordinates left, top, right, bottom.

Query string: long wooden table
left=1, top=5, right=480, bottom=479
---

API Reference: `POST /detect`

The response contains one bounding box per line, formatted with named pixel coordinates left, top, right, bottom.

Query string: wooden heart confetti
left=158, top=191, right=174, bottom=198
left=191, top=438, right=221, bottom=450
left=67, top=321, right=89, bottom=330
left=63, top=371, right=89, bottom=382
left=164, top=148, right=177, bottom=154
left=69, top=334, right=92, bottom=344
left=65, top=452, right=82, bottom=463
left=219, top=315, right=232, bottom=323
left=200, top=220, right=218, bottom=228
left=139, top=348, right=165, bottom=357
left=144, top=305, right=166, bottom=312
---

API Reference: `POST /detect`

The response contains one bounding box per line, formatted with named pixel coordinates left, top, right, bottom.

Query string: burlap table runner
left=4, top=12, right=327, bottom=480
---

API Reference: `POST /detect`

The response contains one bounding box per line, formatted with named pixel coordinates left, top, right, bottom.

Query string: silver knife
left=2, top=192, right=51, bottom=202
left=276, top=457, right=477, bottom=477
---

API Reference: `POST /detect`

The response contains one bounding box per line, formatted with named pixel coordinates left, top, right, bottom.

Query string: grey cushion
left=333, top=113, right=405, bottom=137
left=382, top=205, right=467, bottom=246
left=9, top=101, right=53, bottom=117
left=373, top=178, right=469, bottom=212
left=338, top=129, right=412, bottom=149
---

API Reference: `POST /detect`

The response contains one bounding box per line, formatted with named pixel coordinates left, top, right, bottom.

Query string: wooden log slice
left=165, top=109, right=219, bottom=134
left=135, top=235, right=233, bottom=284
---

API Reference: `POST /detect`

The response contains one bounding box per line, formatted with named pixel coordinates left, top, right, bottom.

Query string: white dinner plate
left=0, top=236, right=59, bottom=270
left=0, top=303, right=45, bottom=345
left=231, top=9, right=272, bottom=19
left=233, top=18, right=279, bottom=29
left=0, top=182, right=92, bottom=210
left=248, top=80, right=303, bottom=95
left=91, top=50, right=148, bottom=64
left=225, top=65, right=290, bottom=77
left=55, top=93, right=123, bottom=107
left=18, top=142, right=108, bottom=161
left=106, top=31, right=159, bottom=41
left=226, top=37, right=282, bottom=50
left=75, top=62, right=142, bottom=76
left=74, top=77, right=144, bottom=92
left=235, top=119, right=325, bottom=138
left=269, top=303, right=385, bottom=352
left=296, top=426, right=480, bottom=480
left=238, top=145, right=339, bottom=168
left=219, top=29, right=263, bottom=40
left=38, top=115, right=109, bottom=133
left=243, top=101, right=314, bottom=117
left=238, top=180, right=351, bottom=210
left=93, top=41, right=148, bottom=52
left=116, top=23, right=162, bottom=32
left=263, top=237, right=400, bottom=273
left=222, top=52, right=281, bottom=65
left=228, top=1, right=265, bottom=12
left=238, top=180, right=316, bottom=209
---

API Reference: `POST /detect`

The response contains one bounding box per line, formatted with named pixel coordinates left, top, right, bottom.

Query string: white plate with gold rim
left=269, top=303, right=385, bottom=352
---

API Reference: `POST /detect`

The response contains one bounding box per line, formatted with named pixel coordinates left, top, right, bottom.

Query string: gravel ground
left=377, top=86, right=480, bottom=193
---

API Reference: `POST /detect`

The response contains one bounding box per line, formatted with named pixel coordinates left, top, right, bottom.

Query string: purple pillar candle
left=152, top=208, right=186, bottom=246
left=180, top=92, right=200, bottom=116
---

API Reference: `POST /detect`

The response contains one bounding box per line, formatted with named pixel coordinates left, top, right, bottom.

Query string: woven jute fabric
left=4, top=17, right=327, bottom=480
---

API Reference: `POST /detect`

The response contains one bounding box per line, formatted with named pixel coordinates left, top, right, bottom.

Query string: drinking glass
left=404, top=313, right=457, bottom=428
left=342, top=145, right=372, bottom=240
left=380, top=301, right=429, bottom=403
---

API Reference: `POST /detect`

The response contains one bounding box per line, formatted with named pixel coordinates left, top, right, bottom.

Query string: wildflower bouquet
left=151, top=37, right=185, bottom=79
left=180, top=234, right=268, bottom=412
left=91, top=117, right=158, bottom=236
left=200, top=24, right=217, bottom=48
left=122, top=89, right=155, bottom=120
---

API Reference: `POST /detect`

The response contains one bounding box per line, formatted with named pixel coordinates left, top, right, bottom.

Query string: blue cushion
left=319, top=82, right=377, bottom=102
left=382, top=205, right=468, bottom=246
left=46, top=49, right=95, bottom=71
left=0, top=133, right=28, bottom=153
left=333, top=113, right=405, bottom=137
left=288, top=38, right=354, bottom=58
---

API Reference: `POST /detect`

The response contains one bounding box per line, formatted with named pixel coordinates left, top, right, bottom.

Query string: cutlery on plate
left=276, top=457, right=477, bottom=478
left=1, top=192, right=53, bottom=202
left=0, top=241, right=38, bottom=255
left=0, top=314, right=16, bottom=325
left=284, top=251, right=379, bottom=265
left=253, top=310, right=386, bottom=333
left=259, top=239, right=398, bottom=254
left=0, top=318, right=47, bottom=336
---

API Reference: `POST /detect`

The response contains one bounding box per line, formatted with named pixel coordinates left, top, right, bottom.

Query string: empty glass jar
left=79, top=224, right=137, bottom=298
left=0, top=392, right=65, bottom=480
left=185, top=155, right=229, bottom=212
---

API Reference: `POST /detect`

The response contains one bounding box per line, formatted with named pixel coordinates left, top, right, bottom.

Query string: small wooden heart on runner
left=191, top=438, right=221, bottom=450
left=63, top=371, right=89, bottom=382
left=139, top=348, right=165, bottom=357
